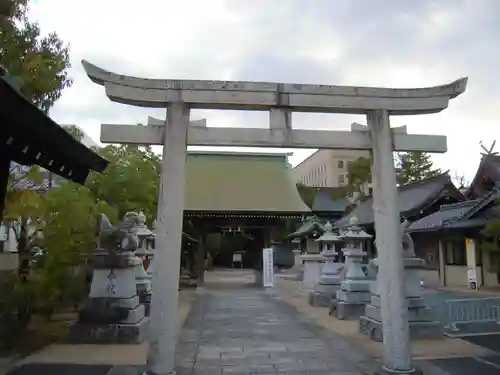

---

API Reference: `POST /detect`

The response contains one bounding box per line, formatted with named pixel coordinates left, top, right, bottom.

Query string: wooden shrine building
left=408, top=153, right=500, bottom=288
left=181, top=151, right=310, bottom=272
left=335, top=173, right=463, bottom=258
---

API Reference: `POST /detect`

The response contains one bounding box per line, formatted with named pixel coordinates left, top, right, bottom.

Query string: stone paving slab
left=171, top=283, right=376, bottom=375
left=5, top=364, right=112, bottom=375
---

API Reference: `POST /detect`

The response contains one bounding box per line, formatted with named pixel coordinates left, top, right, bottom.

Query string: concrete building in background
left=293, top=149, right=371, bottom=188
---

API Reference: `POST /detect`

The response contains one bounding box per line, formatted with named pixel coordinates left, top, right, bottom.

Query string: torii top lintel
left=82, top=60, right=467, bottom=115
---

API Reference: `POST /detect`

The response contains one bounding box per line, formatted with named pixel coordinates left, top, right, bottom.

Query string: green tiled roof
left=184, top=152, right=311, bottom=213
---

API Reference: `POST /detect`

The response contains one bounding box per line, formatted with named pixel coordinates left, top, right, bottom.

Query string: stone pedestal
left=67, top=251, right=148, bottom=344
left=299, top=253, right=324, bottom=294
left=292, top=249, right=302, bottom=268
left=330, top=249, right=371, bottom=320
left=360, top=257, right=443, bottom=342
left=309, top=255, right=344, bottom=307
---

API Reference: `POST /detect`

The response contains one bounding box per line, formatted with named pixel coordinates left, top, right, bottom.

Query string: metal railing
left=444, top=297, right=500, bottom=332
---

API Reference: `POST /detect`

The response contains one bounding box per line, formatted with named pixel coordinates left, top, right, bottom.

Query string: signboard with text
left=262, top=247, right=274, bottom=287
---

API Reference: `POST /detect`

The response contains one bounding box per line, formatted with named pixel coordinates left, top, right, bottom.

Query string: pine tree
left=395, top=152, right=441, bottom=185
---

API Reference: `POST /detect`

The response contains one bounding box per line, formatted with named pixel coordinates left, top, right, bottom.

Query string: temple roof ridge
left=336, top=171, right=458, bottom=227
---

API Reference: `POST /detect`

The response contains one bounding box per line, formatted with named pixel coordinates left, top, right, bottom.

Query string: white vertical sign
left=262, top=247, right=274, bottom=287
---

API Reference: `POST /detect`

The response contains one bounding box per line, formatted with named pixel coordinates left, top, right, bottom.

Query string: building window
left=338, top=160, right=345, bottom=169
left=339, top=174, right=345, bottom=184
left=368, top=187, right=373, bottom=195
left=444, top=240, right=466, bottom=266
left=347, top=161, right=353, bottom=169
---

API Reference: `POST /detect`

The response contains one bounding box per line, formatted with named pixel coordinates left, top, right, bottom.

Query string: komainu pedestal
left=359, top=221, right=442, bottom=342
left=309, top=222, right=344, bottom=307
left=330, top=218, right=373, bottom=320
left=67, top=213, right=148, bottom=344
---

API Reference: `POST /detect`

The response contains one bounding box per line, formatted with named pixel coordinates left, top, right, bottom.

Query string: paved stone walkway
left=174, top=278, right=376, bottom=374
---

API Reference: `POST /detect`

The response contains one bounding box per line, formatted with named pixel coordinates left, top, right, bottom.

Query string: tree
left=0, top=0, right=72, bottom=113
left=296, top=183, right=316, bottom=208
left=4, top=164, right=45, bottom=276
left=395, top=152, right=441, bottom=185
left=1, top=0, right=73, bottom=275
left=346, top=156, right=372, bottom=197
left=34, top=181, right=116, bottom=318
left=63, top=125, right=84, bottom=142
left=450, top=170, right=469, bottom=190
left=87, top=144, right=161, bottom=221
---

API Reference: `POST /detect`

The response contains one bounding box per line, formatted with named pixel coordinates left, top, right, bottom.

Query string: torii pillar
left=81, top=59, right=467, bottom=375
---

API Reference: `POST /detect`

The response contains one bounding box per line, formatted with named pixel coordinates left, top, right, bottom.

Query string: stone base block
left=308, top=291, right=331, bottom=307
left=122, top=304, right=146, bottom=324
left=336, top=290, right=371, bottom=304
left=374, top=366, right=423, bottom=375
left=318, top=275, right=343, bottom=285
left=370, top=295, right=426, bottom=308
left=314, top=282, right=340, bottom=296
left=67, top=318, right=148, bottom=344
left=329, top=300, right=366, bottom=320
left=365, top=304, right=436, bottom=322
left=359, top=316, right=443, bottom=342
left=340, top=279, right=371, bottom=292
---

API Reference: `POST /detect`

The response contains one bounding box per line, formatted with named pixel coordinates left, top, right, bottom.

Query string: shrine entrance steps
left=175, top=268, right=374, bottom=374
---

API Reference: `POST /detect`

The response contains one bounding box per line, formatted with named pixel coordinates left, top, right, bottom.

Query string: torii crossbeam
left=82, top=59, right=467, bottom=375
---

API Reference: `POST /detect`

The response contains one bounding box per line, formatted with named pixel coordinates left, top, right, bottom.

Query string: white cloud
left=27, top=0, right=500, bottom=181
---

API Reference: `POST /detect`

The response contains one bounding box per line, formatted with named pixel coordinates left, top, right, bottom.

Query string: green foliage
left=42, top=182, right=101, bottom=260
left=87, top=145, right=161, bottom=220
left=346, top=156, right=372, bottom=196
left=29, top=182, right=114, bottom=319
left=395, top=152, right=441, bottom=185
left=0, top=0, right=72, bottom=113
left=0, top=272, right=35, bottom=348
left=296, top=183, right=316, bottom=208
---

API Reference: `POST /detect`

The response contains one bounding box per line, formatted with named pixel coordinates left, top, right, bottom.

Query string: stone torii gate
left=83, top=60, right=466, bottom=375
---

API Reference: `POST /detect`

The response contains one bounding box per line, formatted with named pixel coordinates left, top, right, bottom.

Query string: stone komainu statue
left=78, top=212, right=141, bottom=324
left=372, top=219, right=415, bottom=257
left=400, top=219, right=415, bottom=257
left=97, top=212, right=140, bottom=253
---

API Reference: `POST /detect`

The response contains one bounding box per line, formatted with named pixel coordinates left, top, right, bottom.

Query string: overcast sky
left=29, top=0, right=500, bottom=181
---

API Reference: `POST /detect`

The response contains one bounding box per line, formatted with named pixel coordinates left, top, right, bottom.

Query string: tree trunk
left=17, top=217, right=30, bottom=280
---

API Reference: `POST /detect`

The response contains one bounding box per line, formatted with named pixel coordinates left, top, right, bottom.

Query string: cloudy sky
left=29, top=0, right=499, bottom=181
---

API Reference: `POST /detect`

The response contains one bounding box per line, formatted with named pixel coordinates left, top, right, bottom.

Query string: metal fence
left=444, top=297, right=500, bottom=333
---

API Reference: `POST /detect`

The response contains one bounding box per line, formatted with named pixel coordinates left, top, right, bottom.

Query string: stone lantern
left=131, top=211, right=153, bottom=316
left=308, top=222, right=344, bottom=307
left=360, top=220, right=442, bottom=341
left=330, top=216, right=372, bottom=320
